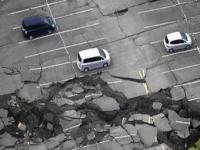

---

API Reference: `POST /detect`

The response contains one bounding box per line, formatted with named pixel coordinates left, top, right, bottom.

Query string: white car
left=163, top=32, right=192, bottom=52
left=77, top=48, right=111, bottom=72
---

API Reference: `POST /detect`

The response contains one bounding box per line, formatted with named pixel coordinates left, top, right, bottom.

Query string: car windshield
left=98, top=48, right=106, bottom=58
left=180, top=32, right=188, bottom=41
left=165, top=36, right=169, bottom=44
left=78, top=54, right=81, bottom=62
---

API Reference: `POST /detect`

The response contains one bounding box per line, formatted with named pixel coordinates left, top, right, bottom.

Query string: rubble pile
left=0, top=75, right=199, bottom=150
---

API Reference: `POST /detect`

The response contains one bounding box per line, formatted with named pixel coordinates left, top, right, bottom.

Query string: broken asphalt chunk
left=168, top=110, right=190, bottom=131
left=138, top=124, right=157, bottom=147
left=152, top=114, right=172, bottom=132
left=0, top=132, right=17, bottom=147
left=93, top=95, right=120, bottom=111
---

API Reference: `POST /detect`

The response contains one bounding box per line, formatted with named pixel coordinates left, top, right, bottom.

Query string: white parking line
left=150, top=40, right=162, bottom=45
left=54, top=8, right=93, bottom=20
left=18, top=22, right=100, bottom=44
left=7, top=0, right=66, bottom=15
left=188, top=97, right=200, bottom=102
left=162, top=63, right=200, bottom=74
left=174, top=80, right=200, bottom=88
left=162, top=47, right=198, bottom=58
left=144, top=20, right=177, bottom=29
left=25, top=37, right=105, bottom=58
left=30, top=61, right=77, bottom=71
left=12, top=8, right=94, bottom=30
left=107, top=80, right=123, bottom=84
left=138, top=1, right=188, bottom=14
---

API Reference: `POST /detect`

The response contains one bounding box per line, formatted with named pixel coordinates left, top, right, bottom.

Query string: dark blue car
left=22, top=15, right=56, bottom=40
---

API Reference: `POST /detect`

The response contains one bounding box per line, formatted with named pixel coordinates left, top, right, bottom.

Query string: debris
left=17, top=122, right=27, bottom=131
left=93, top=95, right=120, bottom=111
left=138, top=124, right=157, bottom=147
left=0, top=108, right=8, bottom=118
left=0, top=132, right=17, bottom=147
left=153, top=114, right=172, bottom=132
left=170, top=87, right=185, bottom=101
left=72, top=83, right=84, bottom=94
left=87, top=131, right=95, bottom=140
left=192, top=119, right=200, bottom=128
left=152, top=102, right=162, bottom=111
left=168, top=110, right=190, bottom=131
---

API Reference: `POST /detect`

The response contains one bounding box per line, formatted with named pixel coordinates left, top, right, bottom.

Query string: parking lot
left=1, top=0, right=200, bottom=101
left=1, top=0, right=200, bottom=149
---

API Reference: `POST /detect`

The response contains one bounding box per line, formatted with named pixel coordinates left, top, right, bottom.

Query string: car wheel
left=48, top=30, right=53, bottom=34
left=29, top=35, right=33, bottom=40
left=103, top=63, right=108, bottom=68
left=84, top=68, right=89, bottom=72
left=186, top=45, right=191, bottom=49
left=169, top=48, right=173, bottom=53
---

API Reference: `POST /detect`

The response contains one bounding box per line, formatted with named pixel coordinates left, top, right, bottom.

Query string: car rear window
left=98, top=48, right=106, bottom=58
left=180, top=32, right=188, bottom=41
left=165, top=36, right=169, bottom=44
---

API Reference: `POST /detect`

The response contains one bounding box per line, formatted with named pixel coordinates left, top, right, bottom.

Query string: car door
left=171, top=40, right=185, bottom=50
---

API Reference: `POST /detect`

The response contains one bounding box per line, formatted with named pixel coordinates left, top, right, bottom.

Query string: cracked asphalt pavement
left=0, top=0, right=200, bottom=149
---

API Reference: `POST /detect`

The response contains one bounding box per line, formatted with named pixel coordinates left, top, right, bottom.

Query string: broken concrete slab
left=152, top=102, right=162, bottom=111
left=143, top=143, right=172, bottom=150
left=62, top=139, right=77, bottom=150
left=0, top=120, right=4, bottom=130
left=60, top=118, right=81, bottom=132
left=30, top=144, right=48, bottom=150
left=128, top=114, right=153, bottom=124
left=17, top=84, right=42, bottom=103
left=45, top=133, right=66, bottom=149
left=192, top=119, right=200, bottom=128
left=168, top=110, right=190, bottom=131
left=93, top=95, right=120, bottom=111
left=0, top=132, right=17, bottom=147
left=62, top=110, right=85, bottom=119
left=52, top=97, right=75, bottom=106
left=170, top=87, right=185, bottom=101
left=0, top=74, right=23, bottom=95
left=123, top=124, right=137, bottom=136
left=72, top=83, right=84, bottom=94
left=138, top=124, right=157, bottom=147
left=0, top=108, right=8, bottom=118
left=153, top=115, right=172, bottom=132
left=176, top=128, right=190, bottom=138
left=87, top=131, right=95, bottom=140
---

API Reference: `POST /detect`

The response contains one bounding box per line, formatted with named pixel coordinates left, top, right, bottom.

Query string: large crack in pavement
left=0, top=73, right=199, bottom=149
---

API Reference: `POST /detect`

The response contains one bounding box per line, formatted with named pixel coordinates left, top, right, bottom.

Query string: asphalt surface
left=0, top=0, right=200, bottom=149
left=0, top=0, right=200, bottom=100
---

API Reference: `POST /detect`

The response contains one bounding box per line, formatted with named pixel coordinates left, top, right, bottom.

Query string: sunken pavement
left=0, top=73, right=200, bottom=150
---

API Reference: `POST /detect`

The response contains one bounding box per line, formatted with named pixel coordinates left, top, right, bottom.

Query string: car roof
left=23, top=15, right=48, bottom=27
left=79, top=48, right=101, bottom=59
left=167, top=32, right=182, bottom=42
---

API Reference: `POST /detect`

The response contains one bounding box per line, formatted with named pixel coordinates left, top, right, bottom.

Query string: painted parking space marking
left=188, top=97, right=200, bottom=102
left=162, top=47, right=198, bottom=58
left=18, top=22, right=100, bottom=44
left=139, top=69, right=149, bottom=95
left=12, top=8, right=94, bottom=30
left=162, top=63, right=200, bottom=74
left=54, top=8, right=93, bottom=20
left=107, top=80, right=123, bottom=84
left=25, top=37, right=105, bottom=58
left=150, top=40, right=162, bottom=45
left=174, top=80, right=200, bottom=88
left=144, top=20, right=177, bottom=29
left=138, top=1, right=189, bottom=14
left=7, top=0, right=67, bottom=15
left=30, top=60, right=77, bottom=71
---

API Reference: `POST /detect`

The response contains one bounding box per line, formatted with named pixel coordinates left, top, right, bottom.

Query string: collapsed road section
left=0, top=73, right=199, bottom=150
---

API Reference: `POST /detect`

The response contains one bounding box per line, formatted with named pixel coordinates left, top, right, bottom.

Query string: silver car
left=77, top=48, right=111, bottom=72
left=163, top=32, right=192, bottom=52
